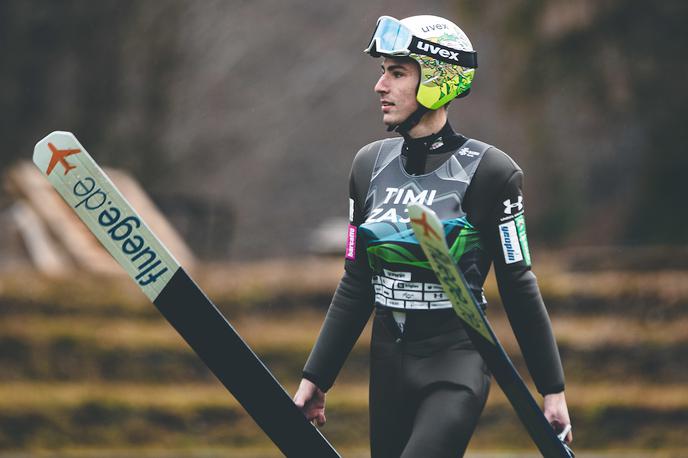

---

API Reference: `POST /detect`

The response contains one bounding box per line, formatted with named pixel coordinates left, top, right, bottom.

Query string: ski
left=33, top=131, right=340, bottom=458
left=408, top=203, right=574, bottom=458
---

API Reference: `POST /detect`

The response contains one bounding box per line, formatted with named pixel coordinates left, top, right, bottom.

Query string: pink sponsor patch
left=345, top=224, right=357, bottom=260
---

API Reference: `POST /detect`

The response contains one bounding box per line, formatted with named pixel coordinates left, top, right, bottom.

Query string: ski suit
left=303, top=122, right=565, bottom=458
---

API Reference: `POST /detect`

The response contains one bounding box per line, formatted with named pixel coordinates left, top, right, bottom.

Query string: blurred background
left=0, top=0, right=686, bottom=457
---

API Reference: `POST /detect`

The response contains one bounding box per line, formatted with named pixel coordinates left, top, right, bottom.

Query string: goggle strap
left=408, top=36, right=478, bottom=68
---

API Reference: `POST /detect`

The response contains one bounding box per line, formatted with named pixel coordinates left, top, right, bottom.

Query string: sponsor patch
left=349, top=198, right=354, bottom=222
left=345, top=224, right=357, bottom=260
left=457, top=146, right=480, bottom=158
left=393, top=290, right=423, bottom=301
left=503, top=195, right=524, bottom=215
left=424, top=291, right=448, bottom=301
left=371, top=275, right=454, bottom=310
left=499, top=220, right=523, bottom=264
left=406, top=301, right=429, bottom=310
left=395, top=281, right=422, bottom=291
left=383, top=269, right=412, bottom=281
left=386, top=298, right=404, bottom=309
left=424, top=283, right=444, bottom=292
left=515, top=214, right=531, bottom=266
left=430, top=300, right=452, bottom=309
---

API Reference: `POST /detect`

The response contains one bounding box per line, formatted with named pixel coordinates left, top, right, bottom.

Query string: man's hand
left=543, top=391, right=573, bottom=443
left=294, top=378, right=327, bottom=426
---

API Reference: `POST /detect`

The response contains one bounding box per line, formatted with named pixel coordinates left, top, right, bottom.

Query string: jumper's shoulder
left=464, top=143, right=525, bottom=224
left=474, top=145, right=522, bottom=185
left=350, top=137, right=400, bottom=179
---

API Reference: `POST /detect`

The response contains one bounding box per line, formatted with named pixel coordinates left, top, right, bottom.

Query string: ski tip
left=406, top=203, right=441, bottom=221
left=33, top=131, right=81, bottom=175
left=406, top=203, right=428, bottom=221
left=407, top=203, right=444, bottom=241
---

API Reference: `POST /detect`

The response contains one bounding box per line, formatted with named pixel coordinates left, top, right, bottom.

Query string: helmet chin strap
left=388, top=85, right=471, bottom=134
left=388, top=105, right=429, bottom=134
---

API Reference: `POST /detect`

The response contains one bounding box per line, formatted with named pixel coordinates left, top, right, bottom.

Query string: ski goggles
left=364, top=16, right=478, bottom=68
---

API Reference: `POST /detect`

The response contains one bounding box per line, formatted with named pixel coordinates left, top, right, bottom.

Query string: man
left=294, top=15, right=572, bottom=457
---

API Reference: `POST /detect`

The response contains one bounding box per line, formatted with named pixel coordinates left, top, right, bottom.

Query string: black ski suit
left=303, top=122, right=565, bottom=457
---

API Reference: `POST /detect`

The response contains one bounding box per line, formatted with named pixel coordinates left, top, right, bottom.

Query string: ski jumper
left=303, top=122, right=564, bottom=457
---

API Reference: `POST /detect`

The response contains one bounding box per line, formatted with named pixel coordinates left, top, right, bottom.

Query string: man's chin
left=382, top=115, right=400, bottom=128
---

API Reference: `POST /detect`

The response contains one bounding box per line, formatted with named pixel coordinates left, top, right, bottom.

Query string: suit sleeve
left=302, top=146, right=376, bottom=392
left=473, top=151, right=565, bottom=395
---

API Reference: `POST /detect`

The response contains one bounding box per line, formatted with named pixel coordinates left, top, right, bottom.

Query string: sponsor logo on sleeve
left=502, top=195, right=523, bottom=215
left=514, top=214, right=531, bottom=266
left=345, top=224, right=357, bottom=260
left=500, top=195, right=525, bottom=222
left=499, top=220, right=523, bottom=264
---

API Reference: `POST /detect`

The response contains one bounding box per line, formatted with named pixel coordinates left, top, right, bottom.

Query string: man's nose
left=374, top=74, right=388, bottom=94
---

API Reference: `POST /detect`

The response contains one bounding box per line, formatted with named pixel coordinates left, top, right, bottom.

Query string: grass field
left=0, top=450, right=686, bottom=458
left=0, top=255, right=686, bottom=455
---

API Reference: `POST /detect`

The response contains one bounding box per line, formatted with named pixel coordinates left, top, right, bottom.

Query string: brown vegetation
left=0, top=254, right=687, bottom=453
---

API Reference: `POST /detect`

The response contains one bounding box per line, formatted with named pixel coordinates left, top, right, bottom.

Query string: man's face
left=374, top=57, right=420, bottom=127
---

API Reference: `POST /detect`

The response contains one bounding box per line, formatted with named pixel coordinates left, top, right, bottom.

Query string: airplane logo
left=411, top=212, right=440, bottom=240
left=46, top=142, right=80, bottom=176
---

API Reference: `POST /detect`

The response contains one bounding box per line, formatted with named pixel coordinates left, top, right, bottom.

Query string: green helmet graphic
left=403, top=15, right=475, bottom=109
